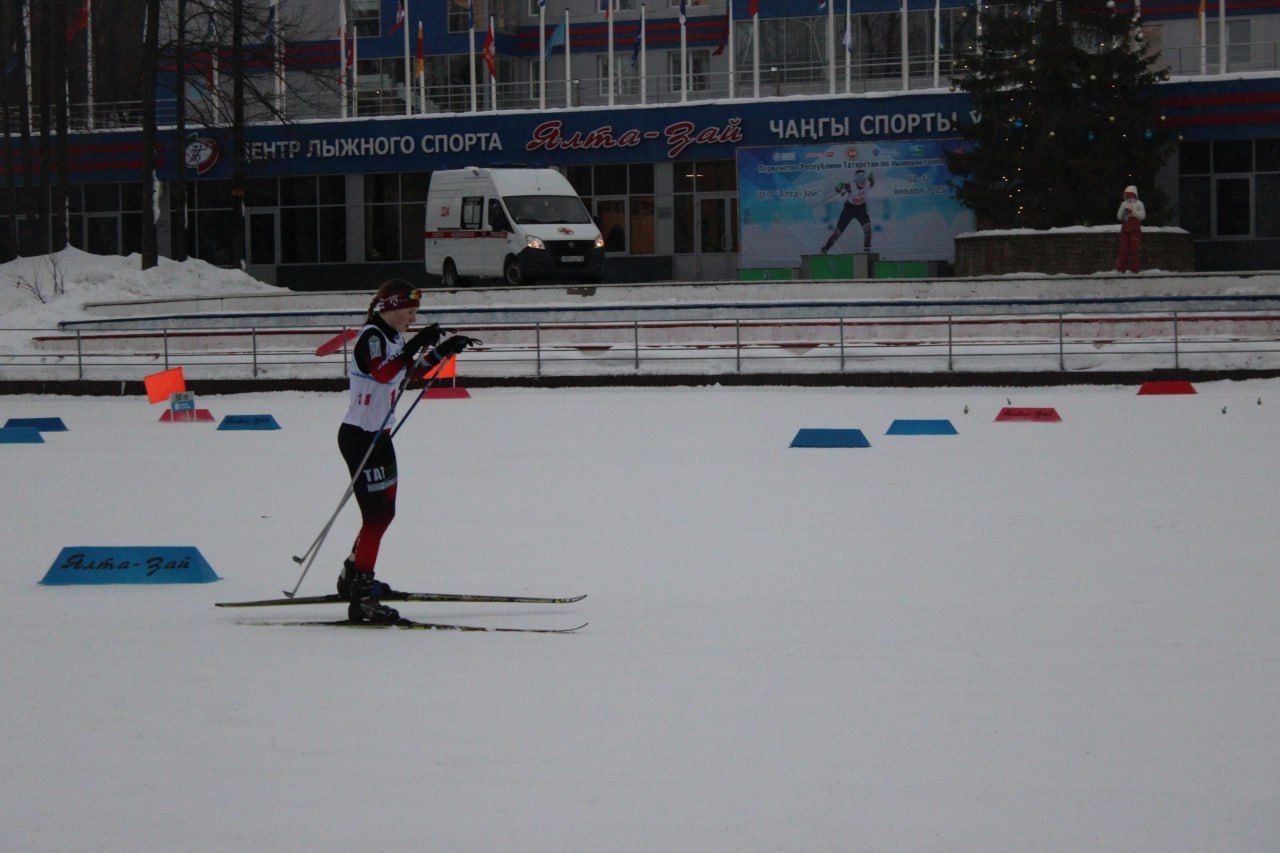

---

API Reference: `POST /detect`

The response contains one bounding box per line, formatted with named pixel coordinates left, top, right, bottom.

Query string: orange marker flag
left=423, top=354, right=457, bottom=381
left=144, top=366, right=187, bottom=404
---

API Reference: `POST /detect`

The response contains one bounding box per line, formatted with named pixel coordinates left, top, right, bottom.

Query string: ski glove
left=405, top=323, right=450, bottom=354
left=436, top=335, right=482, bottom=357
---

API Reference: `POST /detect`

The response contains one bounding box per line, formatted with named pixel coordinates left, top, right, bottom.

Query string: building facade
left=8, top=0, right=1280, bottom=287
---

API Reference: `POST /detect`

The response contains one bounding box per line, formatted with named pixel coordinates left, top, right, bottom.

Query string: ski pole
left=285, top=345, right=446, bottom=597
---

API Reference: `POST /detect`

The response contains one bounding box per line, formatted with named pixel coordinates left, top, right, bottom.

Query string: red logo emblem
left=846, top=147, right=859, bottom=161
left=183, top=137, right=219, bottom=175
left=557, top=227, right=574, bottom=235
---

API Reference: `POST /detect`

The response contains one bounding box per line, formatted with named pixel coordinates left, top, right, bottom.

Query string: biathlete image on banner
left=336, top=279, right=479, bottom=623
left=820, top=168, right=876, bottom=254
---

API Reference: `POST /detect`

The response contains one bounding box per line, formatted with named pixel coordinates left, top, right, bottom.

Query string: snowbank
left=0, top=247, right=285, bottom=332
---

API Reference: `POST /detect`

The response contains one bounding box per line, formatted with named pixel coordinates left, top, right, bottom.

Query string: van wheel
left=503, top=257, right=524, bottom=286
left=441, top=259, right=460, bottom=289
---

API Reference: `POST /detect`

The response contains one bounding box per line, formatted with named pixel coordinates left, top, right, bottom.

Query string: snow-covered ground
left=3, top=382, right=1280, bottom=851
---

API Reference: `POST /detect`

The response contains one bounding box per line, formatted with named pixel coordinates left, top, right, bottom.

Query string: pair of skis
left=216, top=590, right=588, bottom=634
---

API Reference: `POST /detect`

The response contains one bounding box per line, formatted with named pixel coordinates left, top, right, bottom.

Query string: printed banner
left=737, top=139, right=975, bottom=267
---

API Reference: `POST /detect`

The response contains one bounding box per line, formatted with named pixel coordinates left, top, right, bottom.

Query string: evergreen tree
left=946, top=0, right=1173, bottom=229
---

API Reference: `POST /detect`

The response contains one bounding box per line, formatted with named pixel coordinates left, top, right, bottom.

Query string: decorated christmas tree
left=946, top=0, right=1173, bottom=229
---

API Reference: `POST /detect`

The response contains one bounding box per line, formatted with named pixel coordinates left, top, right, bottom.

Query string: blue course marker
left=0, top=427, right=44, bottom=444
left=790, top=428, right=871, bottom=448
left=4, top=417, right=67, bottom=431
left=886, top=419, right=958, bottom=436
left=218, top=414, right=282, bottom=431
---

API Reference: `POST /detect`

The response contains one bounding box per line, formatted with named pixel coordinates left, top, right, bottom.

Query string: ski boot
left=347, top=570, right=401, bottom=624
left=337, top=558, right=391, bottom=600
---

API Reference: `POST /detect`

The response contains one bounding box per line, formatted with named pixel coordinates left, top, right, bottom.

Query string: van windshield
left=503, top=195, right=593, bottom=225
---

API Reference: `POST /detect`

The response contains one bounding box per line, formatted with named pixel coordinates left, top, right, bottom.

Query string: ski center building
left=13, top=0, right=1280, bottom=288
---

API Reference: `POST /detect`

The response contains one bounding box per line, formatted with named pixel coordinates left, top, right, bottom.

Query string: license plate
left=561, top=255, right=584, bottom=263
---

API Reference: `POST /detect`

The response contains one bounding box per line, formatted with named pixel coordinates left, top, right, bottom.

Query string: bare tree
left=145, top=0, right=343, bottom=270
left=140, top=0, right=160, bottom=268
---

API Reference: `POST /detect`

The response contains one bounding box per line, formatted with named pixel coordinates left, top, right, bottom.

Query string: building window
left=448, top=0, right=472, bottom=33
left=279, top=176, right=347, bottom=264
left=350, top=0, right=380, bottom=38
left=69, top=183, right=144, bottom=258
left=668, top=50, right=710, bottom=92
left=356, top=57, right=407, bottom=116
left=569, top=163, right=655, bottom=255
left=597, top=54, right=639, bottom=97
left=365, top=173, right=428, bottom=262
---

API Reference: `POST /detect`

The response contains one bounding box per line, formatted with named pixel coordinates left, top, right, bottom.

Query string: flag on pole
left=713, top=0, right=730, bottom=55
left=817, top=0, right=827, bottom=11
left=390, top=0, right=406, bottom=34
left=631, top=26, right=641, bottom=66
left=482, top=18, right=497, bottom=78
left=545, top=20, right=566, bottom=59
left=416, top=20, right=425, bottom=75
left=539, top=0, right=546, bottom=7
left=679, top=0, right=688, bottom=25
left=600, top=0, right=611, bottom=19
left=749, top=0, right=759, bottom=16
left=66, top=0, right=89, bottom=44
left=467, top=0, right=474, bottom=30
left=842, top=16, right=853, bottom=52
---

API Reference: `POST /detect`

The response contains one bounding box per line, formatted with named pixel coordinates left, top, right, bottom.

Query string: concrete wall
left=955, top=227, right=1196, bottom=277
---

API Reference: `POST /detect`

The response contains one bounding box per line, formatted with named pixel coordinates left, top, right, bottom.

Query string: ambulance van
left=424, top=168, right=605, bottom=286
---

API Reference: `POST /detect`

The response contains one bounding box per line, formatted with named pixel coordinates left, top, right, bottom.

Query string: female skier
left=336, top=279, right=478, bottom=622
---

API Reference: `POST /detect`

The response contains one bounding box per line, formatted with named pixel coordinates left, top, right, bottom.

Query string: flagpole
left=274, top=0, right=285, bottom=115
left=640, top=4, right=647, bottom=105
left=827, top=0, right=835, bottom=95
left=844, top=1, right=850, bottom=93
left=86, top=0, right=95, bottom=129
left=352, top=31, right=360, bottom=115
left=1198, top=3, right=1206, bottom=75
left=538, top=4, right=546, bottom=110
left=1218, top=0, right=1226, bottom=74
left=418, top=21, right=426, bottom=113
left=403, top=2, right=411, bottom=114
left=732, top=1, right=742, bottom=97
left=24, top=0, right=34, bottom=133
left=752, top=10, right=758, bottom=98
left=469, top=15, right=476, bottom=111
left=932, top=0, right=940, bottom=88
left=607, top=1, right=615, bottom=107
left=680, top=7, right=687, bottom=103
left=489, top=15, right=497, bottom=110
left=900, top=0, right=908, bottom=91
left=338, top=2, right=347, bottom=118
left=975, top=0, right=982, bottom=56
left=564, top=9, right=571, bottom=107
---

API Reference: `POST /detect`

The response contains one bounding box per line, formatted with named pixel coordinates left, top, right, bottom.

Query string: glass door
left=247, top=210, right=278, bottom=265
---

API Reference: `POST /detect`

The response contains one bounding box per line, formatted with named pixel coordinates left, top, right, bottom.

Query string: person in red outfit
left=1116, top=185, right=1146, bottom=273
left=336, top=279, right=478, bottom=622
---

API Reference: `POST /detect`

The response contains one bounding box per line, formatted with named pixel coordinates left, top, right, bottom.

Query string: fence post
left=1058, top=314, right=1065, bottom=372
left=735, top=319, right=742, bottom=373
left=839, top=316, right=845, bottom=371
left=251, top=328, right=259, bottom=377
left=634, top=321, right=640, bottom=370
left=947, top=316, right=953, bottom=371
left=1173, top=312, right=1180, bottom=369
left=76, top=329, right=83, bottom=380
left=535, top=323, right=542, bottom=376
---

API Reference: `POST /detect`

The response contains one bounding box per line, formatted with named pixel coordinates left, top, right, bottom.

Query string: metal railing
left=6, top=310, right=1280, bottom=383
left=23, top=36, right=1280, bottom=132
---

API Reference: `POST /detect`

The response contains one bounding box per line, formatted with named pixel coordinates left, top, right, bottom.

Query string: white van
left=424, top=168, right=605, bottom=286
